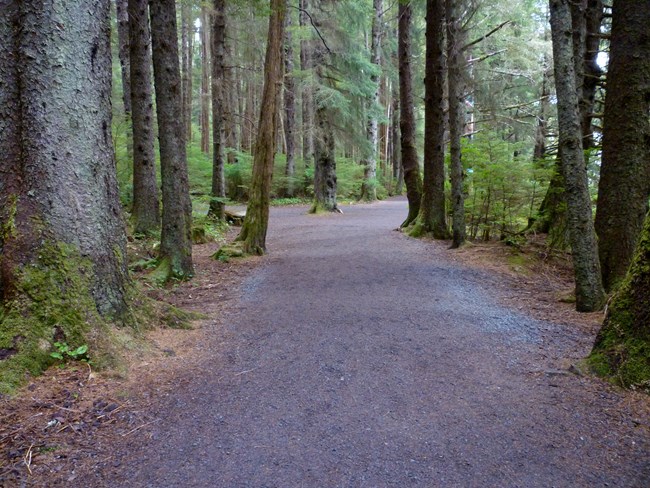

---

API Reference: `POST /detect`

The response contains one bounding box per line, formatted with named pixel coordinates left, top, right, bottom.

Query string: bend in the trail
left=109, top=198, right=649, bottom=487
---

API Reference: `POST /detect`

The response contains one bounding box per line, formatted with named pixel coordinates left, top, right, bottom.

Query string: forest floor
left=1, top=197, right=649, bottom=487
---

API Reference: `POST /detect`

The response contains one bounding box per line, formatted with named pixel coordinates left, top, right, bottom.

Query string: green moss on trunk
left=588, top=212, right=650, bottom=390
left=0, top=242, right=101, bottom=393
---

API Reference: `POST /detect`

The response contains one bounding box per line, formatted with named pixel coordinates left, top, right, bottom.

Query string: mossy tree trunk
left=594, top=0, right=650, bottom=292
left=0, top=0, right=132, bottom=388
left=398, top=1, right=422, bottom=227
left=236, top=0, right=286, bottom=255
left=589, top=210, right=650, bottom=388
left=549, top=0, right=604, bottom=312
left=411, top=0, right=449, bottom=239
left=129, top=0, right=160, bottom=235
left=200, top=6, right=211, bottom=154
left=150, top=0, right=194, bottom=279
left=310, top=0, right=338, bottom=213
left=209, top=0, right=227, bottom=221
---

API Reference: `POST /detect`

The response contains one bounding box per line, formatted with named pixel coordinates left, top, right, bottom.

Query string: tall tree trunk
left=283, top=11, right=297, bottom=197
left=150, top=0, right=194, bottom=279
left=209, top=0, right=227, bottom=220
left=181, top=1, right=193, bottom=142
left=589, top=210, right=650, bottom=388
left=224, top=26, right=239, bottom=153
left=398, top=1, right=422, bottom=227
left=446, top=0, right=466, bottom=248
left=411, top=0, right=449, bottom=239
left=299, top=0, right=314, bottom=167
left=391, top=96, right=403, bottom=195
left=310, top=1, right=338, bottom=213
left=0, top=0, right=131, bottom=386
left=594, top=0, right=650, bottom=292
left=237, top=0, right=286, bottom=254
left=200, top=6, right=211, bottom=154
left=549, top=0, right=604, bottom=312
left=129, top=0, right=160, bottom=235
left=116, top=0, right=132, bottom=116
left=359, top=0, right=382, bottom=202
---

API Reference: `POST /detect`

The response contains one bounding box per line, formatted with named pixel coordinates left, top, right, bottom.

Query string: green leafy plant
left=50, top=342, right=90, bottom=364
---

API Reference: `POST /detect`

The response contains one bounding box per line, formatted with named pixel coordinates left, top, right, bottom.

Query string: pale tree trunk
left=398, top=1, right=422, bottom=227
left=594, top=0, right=650, bottom=292
left=150, top=0, right=194, bottom=279
left=237, top=0, right=286, bottom=254
left=411, top=0, right=449, bottom=239
left=0, top=0, right=131, bottom=384
left=209, top=0, right=227, bottom=220
left=283, top=11, right=297, bottom=197
left=446, top=0, right=465, bottom=248
left=116, top=0, right=132, bottom=116
left=299, top=0, right=314, bottom=167
left=549, top=0, right=604, bottom=312
left=200, top=6, right=211, bottom=154
left=181, top=1, right=193, bottom=142
left=359, top=0, right=382, bottom=202
left=129, top=0, right=160, bottom=235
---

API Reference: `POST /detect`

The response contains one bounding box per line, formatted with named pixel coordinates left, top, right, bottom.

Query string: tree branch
left=462, top=20, right=511, bottom=51
left=290, top=6, right=332, bottom=54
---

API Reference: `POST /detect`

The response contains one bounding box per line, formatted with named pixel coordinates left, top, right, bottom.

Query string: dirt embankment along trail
left=103, top=198, right=648, bottom=487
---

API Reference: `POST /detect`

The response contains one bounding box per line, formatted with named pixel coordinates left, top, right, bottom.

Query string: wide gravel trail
left=111, top=198, right=649, bottom=487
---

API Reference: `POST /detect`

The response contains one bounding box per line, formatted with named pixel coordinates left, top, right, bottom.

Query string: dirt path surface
left=101, top=199, right=648, bottom=487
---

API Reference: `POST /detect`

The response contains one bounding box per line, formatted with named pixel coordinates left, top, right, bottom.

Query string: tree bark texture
left=359, top=0, right=382, bottom=202
left=590, top=210, right=650, bottom=388
left=594, top=0, right=650, bottom=292
left=150, top=0, right=194, bottom=278
left=129, top=0, right=160, bottom=235
left=446, top=0, right=466, bottom=248
left=414, top=0, right=449, bottom=239
left=209, top=0, right=227, bottom=220
left=398, top=1, right=422, bottom=227
left=237, top=0, right=286, bottom=254
left=116, top=0, right=132, bottom=116
left=283, top=11, right=297, bottom=197
left=0, top=0, right=130, bottom=319
left=200, top=6, right=211, bottom=154
left=549, top=0, right=604, bottom=312
left=299, top=0, right=314, bottom=166
left=181, top=1, right=193, bottom=142
left=310, top=1, right=338, bottom=213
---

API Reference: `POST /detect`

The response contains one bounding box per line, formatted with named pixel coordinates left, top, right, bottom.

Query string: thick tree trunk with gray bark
left=129, top=0, right=160, bottom=235
left=398, top=1, right=422, bottom=227
left=150, top=0, right=194, bottom=279
left=549, top=0, right=604, bottom=312
left=595, top=0, right=650, bottom=292
left=0, top=0, right=131, bottom=387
